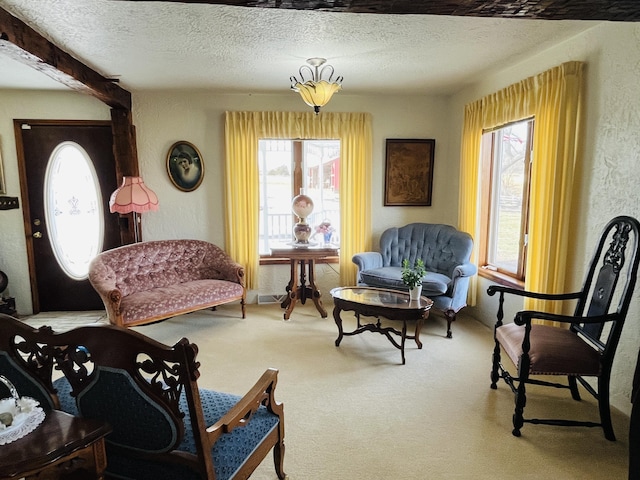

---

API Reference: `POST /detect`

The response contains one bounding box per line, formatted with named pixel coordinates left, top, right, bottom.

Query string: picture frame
left=384, top=139, right=435, bottom=206
left=166, top=141, right=204, bottom=192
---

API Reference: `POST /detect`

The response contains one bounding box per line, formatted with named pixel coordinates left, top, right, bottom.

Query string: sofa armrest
left=202, top=245, right=246, bottom=286
left=352, top=252, right=383, bottom=276
left=88, top=258, right=123, bottom=325
left=206, top=368, right=283, bottom=442
left=453, top=261, right=478, bottom=278
left=214, top=260, right=246, bottom=287
left=441, top=262, right=478, bottom=313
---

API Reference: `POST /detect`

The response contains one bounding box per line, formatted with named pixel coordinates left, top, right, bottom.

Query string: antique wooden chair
left=0, top=315, right=285, bottom=480
left=52, top=324, right=286, bottom=480
left=487, top=216, right=640, bottom=440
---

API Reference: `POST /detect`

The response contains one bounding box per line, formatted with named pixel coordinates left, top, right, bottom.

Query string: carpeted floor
left=24, top=303, right=630, bottom=479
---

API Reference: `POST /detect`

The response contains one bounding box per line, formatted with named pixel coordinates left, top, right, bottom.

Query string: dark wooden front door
left=16, top=121, right=122, bottom=312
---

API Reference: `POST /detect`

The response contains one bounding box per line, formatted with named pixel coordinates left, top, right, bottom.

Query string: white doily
left=0, top=397, right=46, bottom=445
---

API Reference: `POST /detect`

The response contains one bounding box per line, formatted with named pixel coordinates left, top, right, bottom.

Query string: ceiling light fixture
left=290, top=57, right=343, bottom=114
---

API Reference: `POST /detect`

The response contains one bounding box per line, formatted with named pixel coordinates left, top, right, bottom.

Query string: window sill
left=478, top=267, right=524, bottom=290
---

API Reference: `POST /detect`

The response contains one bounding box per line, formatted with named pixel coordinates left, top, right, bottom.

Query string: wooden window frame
left=478, top=119, right=533, bottom=289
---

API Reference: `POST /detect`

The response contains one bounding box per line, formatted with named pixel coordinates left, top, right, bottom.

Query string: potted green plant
left=402, top=258, right=426, bottom=301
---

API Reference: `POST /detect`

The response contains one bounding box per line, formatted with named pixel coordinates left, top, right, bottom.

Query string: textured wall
left=451, top=22, right=640, bottom=416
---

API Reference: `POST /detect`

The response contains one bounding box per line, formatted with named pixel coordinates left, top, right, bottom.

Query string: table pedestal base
left=334, top=311, right=423, bottom=365
left=281, top=258, right=327, bottom=320
left=270, top=245, right=338, bottom=321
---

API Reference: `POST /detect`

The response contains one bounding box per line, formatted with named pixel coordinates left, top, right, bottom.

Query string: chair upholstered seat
left=180, top=389, right=280, bottom=480
left=359, top=268, right=450, bottom=295
left=496, top=323, right=601, bottom=376
left=53, top=375, right=77, bottom=414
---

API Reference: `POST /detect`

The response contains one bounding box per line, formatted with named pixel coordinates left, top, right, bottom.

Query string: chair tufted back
left=379, top=223, right=473, bottom=277
left=89, top=240, right=234, bottom=298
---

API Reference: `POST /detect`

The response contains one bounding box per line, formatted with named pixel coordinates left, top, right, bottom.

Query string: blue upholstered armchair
left=352, top=223, right=477, bottom=338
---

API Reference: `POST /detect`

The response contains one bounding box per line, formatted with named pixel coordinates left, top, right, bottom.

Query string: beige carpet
left=24, top=304, right=630, bottom=479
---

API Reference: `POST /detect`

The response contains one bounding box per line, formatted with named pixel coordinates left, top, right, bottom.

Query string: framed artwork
left=384, top=139, right=435, bottom=206
left=166, top=141, right=204, bottom=192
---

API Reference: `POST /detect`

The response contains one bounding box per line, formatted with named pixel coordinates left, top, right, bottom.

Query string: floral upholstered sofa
left=89, top=239, right=245, bottom=327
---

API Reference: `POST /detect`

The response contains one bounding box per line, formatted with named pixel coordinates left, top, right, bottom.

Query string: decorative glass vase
left=293, top=221, right=312, bottom=243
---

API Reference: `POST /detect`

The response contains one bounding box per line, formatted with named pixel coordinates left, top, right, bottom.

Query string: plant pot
left=409, top=284, right=422, bottom=302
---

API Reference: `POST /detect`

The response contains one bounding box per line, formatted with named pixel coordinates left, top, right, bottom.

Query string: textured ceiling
left=0, top=0, right=604, bottom=95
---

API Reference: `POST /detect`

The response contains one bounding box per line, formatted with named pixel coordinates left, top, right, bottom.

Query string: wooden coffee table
left=330, top=286, right=433, bottom=365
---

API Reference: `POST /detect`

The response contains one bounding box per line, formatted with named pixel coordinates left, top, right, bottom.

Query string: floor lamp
left=109, top=176, right=159, bottom=243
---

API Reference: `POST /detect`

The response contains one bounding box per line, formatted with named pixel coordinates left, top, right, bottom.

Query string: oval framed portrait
left=166, top=141, right=204, bottom=192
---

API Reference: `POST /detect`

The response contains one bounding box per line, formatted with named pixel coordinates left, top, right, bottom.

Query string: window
left=44, top=141, right=104, bottom=280
left=258, top=139, right=340, bottom=255
left=479, top=118, right=533, bottom=284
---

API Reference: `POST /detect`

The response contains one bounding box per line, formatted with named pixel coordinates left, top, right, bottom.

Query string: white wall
left=450, top=21, right=640, bottom=416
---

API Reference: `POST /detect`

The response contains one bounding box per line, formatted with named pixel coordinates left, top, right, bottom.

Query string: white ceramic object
left=0, top=396, right=45, bottom=445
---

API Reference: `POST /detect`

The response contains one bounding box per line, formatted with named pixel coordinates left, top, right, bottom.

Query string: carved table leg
left=400, top=319, right=407, bottom=365
left=308, top=259, right=328, bottom=317
left=298, top=259, right=308, bottom=304
left=283, top=260, right=299, bottom=320
left=334, top=306, right=344, bottom=346
left=280, top=259, right=297, bottom=311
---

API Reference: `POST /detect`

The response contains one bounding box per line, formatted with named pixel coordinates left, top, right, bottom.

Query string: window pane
left=303, top=140, right=340, bottom=244
left=44, top=142, right=104, bottom=280
left=259, top=140, right=293, bottom=254
left=259, top=139, right=340, bottom=254
left=487, top=121, right=529, bottom=273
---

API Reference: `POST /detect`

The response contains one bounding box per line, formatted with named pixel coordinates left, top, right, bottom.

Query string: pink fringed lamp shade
left=109, top=176, right=159, bottom=214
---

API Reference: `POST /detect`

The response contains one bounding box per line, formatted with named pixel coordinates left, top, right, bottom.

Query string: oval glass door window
left=44, top=142, right=104, bottom=280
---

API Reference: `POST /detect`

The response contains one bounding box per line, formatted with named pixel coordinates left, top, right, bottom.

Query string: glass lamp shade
left=109, top=176, right=159, bottom=214
left=293, top=81, right=341, bottom=114
left=291, top=194, right=314, bottom=221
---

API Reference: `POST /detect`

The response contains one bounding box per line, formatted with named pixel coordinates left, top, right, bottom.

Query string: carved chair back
left=569, top=216, right=640, bottom=365
left=0, top=314, right=59, bottom=411
left=49, top=324, right=213, bottom=476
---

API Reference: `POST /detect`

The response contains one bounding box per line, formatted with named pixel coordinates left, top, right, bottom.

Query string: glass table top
left=330, top=287, right=432, bottom=310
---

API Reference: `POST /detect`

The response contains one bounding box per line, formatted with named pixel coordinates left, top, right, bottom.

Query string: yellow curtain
left=458, top=101, right=483, bottom=306
left=224, top=111, right=372, bottom=289
left=459, top=61, right=584, bottom=313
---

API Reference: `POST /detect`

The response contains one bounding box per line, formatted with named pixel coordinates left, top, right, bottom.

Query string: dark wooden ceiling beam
left=118, top=0, right=640, bottom=21
left=0, top=8, right=131, bottom=109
